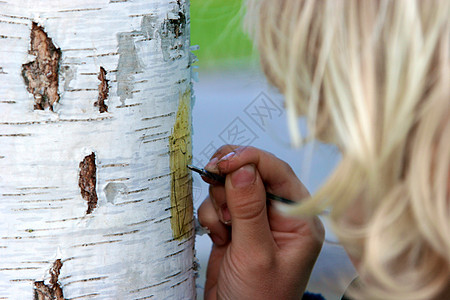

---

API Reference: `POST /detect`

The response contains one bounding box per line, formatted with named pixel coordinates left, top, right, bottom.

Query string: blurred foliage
left=190, top=0, right=258, bottom=69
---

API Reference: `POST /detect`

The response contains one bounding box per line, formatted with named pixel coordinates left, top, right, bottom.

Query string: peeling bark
left=21, top=22, right=61, bottom=111
left=94, top=67, right=109, bottom=113
left=116, top=30, right=143, bottom=104
left=165, top=6, right=186, bottom=38
left=34, top=259, right=64, bottom=300
left=78, top=153, right=98, bottom=214
left=160, top=1, right=187, bottom=61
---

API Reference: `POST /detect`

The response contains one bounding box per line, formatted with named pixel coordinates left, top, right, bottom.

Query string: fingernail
left=217, top=152, right=236, bottom=171
left=204, top=157, right=219, bottom=172
left=220, top=151, right=236, bottom=161
left=219, top=204, right=231, bottom=224
left=230, top=164, right=255, bottom=188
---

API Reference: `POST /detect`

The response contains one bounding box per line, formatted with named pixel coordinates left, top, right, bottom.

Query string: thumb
left=225, top=164, right=275, bottom=252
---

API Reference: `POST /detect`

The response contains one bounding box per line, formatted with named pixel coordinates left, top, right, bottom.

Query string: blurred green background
left=190, top=0, right=258, bottom=69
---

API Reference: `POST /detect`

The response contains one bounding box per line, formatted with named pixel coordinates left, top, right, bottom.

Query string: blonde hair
left=246, top=0, right=450, bottom=299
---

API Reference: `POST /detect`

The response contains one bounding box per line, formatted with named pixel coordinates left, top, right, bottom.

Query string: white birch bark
left=0, top=0, right=196, bottom=299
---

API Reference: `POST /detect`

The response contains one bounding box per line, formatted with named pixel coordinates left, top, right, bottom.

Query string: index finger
left=217, top=146, right=310, bottom=201
left=204, top=144, right=239, bottom=173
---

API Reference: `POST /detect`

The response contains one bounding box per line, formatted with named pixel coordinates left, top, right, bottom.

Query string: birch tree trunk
left=0, top=0, right=196, bottom=298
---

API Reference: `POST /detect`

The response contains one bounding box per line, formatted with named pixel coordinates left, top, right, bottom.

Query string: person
left=197, top=1, right=449, bottom=299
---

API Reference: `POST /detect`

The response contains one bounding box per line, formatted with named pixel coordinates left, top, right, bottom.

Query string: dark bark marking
left=22, top=22, right=61, bottom=111
left=78, top=153, right=98, bottom=214
left=0, top=34, right=21, bottom=39
left=103, top=229, right=139, bottom=237
left=124, top=187, right=149, bottom=195
left=141, top=112, right=175, bottom=121
left=0, top=115, right=111, bottom=125
left=164, top=4, right=186, bottom=39
left=0, top=13, right=32, bottom=20
left=154, top=215, right=171, bottom=224
left=86, top=51, right=118, bottom=58
left=34, top=259, right=64, bottom=300
left=100, top=163, right=129, bottom=168
left=116, top=102, right=142, bottom=108
left=142, top=136, right=169, bottom=144
left=165, top=271, right=181, bottom=279
left=160, top=1, right=186, bottom=61
left=115, top=199, right=143, bottom=206
left=127, top=218, right=155, bottom=226
left=71, top=239, right=121, bottom=248
left=58, top=8, right=102, bottom=13
left=170, top=276, right=189, bottom=288
left=130, top=280, right=169, bottom=293
left=94, top=67, right=109, bottom=113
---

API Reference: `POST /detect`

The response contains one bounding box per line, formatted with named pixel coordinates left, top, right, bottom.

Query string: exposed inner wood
left=94, top=67, right=109, bottom=113
left=21, top=22, right=61, bottom=111
left=79, top=153, right=98, bottom=214
left=34, top=259, right=64, bottom=300
left=169, top=90, right=193, bottom=240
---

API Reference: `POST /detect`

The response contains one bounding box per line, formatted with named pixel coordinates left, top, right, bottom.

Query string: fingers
left=269, top=209, right=325, bottom=253
left=204, top=244, right=226, bottom=299
left=279, top=215, right=324, bottom=279
left=212, top=145, right=310, bottom=202
left=225, top=164, right=276, bottom=252
left=204, top=144, right=239, bottom=173
left=197, top=196, right=230, bottom=246
left=198, top=196, right=231, bottom=298
left=208, top=185, right=231, bottom=225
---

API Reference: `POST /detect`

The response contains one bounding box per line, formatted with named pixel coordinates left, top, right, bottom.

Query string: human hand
left=197, top=145, right=324, bottom=300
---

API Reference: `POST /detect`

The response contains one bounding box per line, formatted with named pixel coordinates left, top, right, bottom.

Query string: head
left=246, top=0, right=449, bottom=299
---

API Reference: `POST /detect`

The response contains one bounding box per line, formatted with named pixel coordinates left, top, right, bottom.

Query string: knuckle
left=197, top=200, right=219, bottom=228
left=197, top=201, right=210, bottom=224
left=230, top=193, right=265, bottom=220
left=273, top=154, right=294, bottom=175
left=281, top=160, right=295, bottom=174
left=233, top=246, right=276, bottom=274
left=236, top=145, right=257, bottom=157
left=248, top=250, right=277, bottom=272
left=214, top=145, right=229, bottom=156
left=264, top=150, right=291, bottom=171
left=292, top=217, right=325, bottom=251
